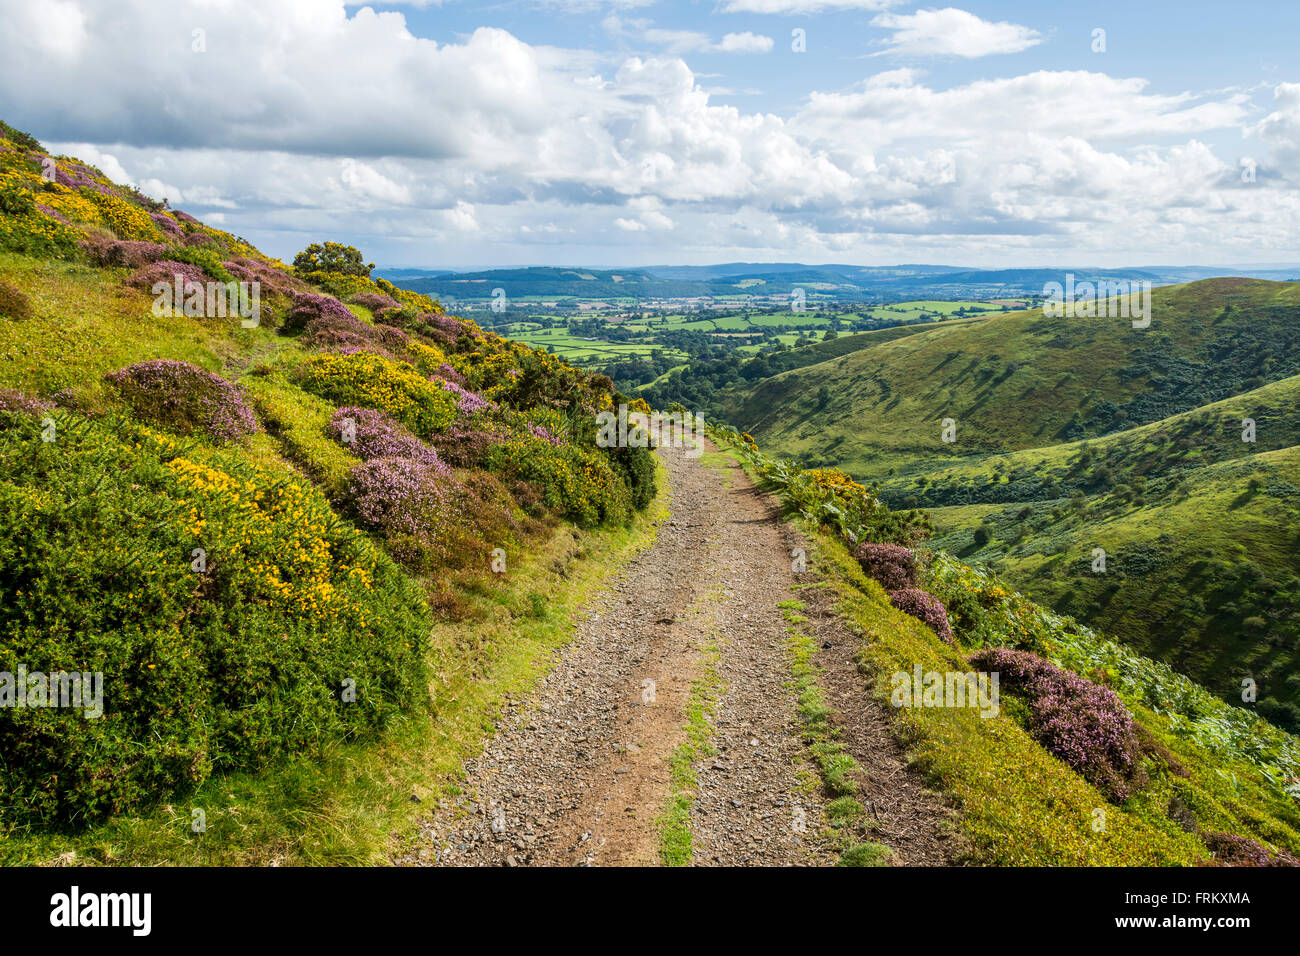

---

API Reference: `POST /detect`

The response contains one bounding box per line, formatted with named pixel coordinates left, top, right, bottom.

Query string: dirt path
left=413, top=440, right=956, bottom=866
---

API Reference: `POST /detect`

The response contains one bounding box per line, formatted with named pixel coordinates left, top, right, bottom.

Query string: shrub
left=608, top=444, right=657, bottom=511
left=158, top=243, right=235, bottom=284
left=82, top=188, right=163, bottom=241
left=325, top=406, right=441, bottom=465
left=0, top=192, right=79, bottom=257
left=295, top=352, right=459, bottom=438
left=853, top=542, right=919, bottom=591
left=0, top=414, right=431, bottom=825
left=126, top=259, right=209, bottom=299
left=350, top=291, right=398, bottom=312
left=343, top=454, right=527, bottom=575
left=429, top=425, right=506, bottom=468
left=967, top=647, right=1147, bottom=802
left=0, top=387, right=50, bottom=416
left=0, top=279, right=32, bottom=320
left=293, top=241, right=373, bottom=278
left=1201, top=831, right=1299, bottom=867
left=431, top=362, right=468, bottom=387
left=222, top=257, right=305, bottom=299
left=889, top=588, right=955, bottom=644
left=438, top=379, right=494, bottom=416
left=106, top=359, right=259, bottom=443
left=151, top=212, right=184, bottom=238
left=283, top=290, right=360, bottom=333
left=346, top=455, right=452, bottom=539
left=925, top=552, right=1053, bottom=651
left=487, top=433, right=629, bottom=527
left=79, top=236, right=165, bottom=268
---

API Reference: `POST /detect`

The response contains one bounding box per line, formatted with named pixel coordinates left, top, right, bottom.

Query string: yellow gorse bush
left=83, top=188, right=162, bottom=242
left=166, top=453, right=375, bottom=623
left=296, top=351, right=458, bottom=437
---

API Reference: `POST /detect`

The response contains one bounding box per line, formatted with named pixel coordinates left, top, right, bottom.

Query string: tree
left=292, top=241, right=375, bottom=278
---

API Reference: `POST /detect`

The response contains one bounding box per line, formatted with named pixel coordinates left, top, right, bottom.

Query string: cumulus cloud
left=870, top=8, right=1043, bottom=58
left=1255, top=82, right=1300, bottom=183
left=721, top=0, right=899, bottom=13
left=2, top=0, right=1295, bottom=266
left=642, top=28, right=774, bottom=54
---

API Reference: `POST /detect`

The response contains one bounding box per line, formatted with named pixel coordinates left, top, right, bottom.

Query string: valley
left=646, top=279, right=1300, bottom=730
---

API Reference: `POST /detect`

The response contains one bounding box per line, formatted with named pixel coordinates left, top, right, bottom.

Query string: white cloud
left=871, top=8, right=1043, bottom=58
left=722, top=0, right=899, bottom=13
left=1255, top=82, right=1300, bottom=182
left=643, top=28, right=774, bottom=54
left=340, top=159, right=411, bottom=205
left=718, top=32, right=776, bottom=54
left=47, top=143, right=134, bottom=185
left=5, top=0, right=1296, bottom=266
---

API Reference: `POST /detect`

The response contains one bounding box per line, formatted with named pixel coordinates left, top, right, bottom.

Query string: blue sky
left=2, top=0, right=1297, bottom=269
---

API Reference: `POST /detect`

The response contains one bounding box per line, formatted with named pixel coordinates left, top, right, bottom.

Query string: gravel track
left=411, top=440, right=956, bottom=867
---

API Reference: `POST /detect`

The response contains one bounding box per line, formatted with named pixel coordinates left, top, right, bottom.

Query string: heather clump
left=106, top=359, right=258, bottom=443
left=888, top=588, right=955, bottom=644
left=150, top=212, right=183, bottom=238
left=0, top=278, right=32, bottom=320
left=853, top=542, right=919, bottom=591
left=284, top=290, right=363, bottom=332
left=429, top=424, right=506, bottom=468
left=349, top=291, right=399, bottom=313
left=78, top=235, right=165, bottom=268
left=127, top=259, right=209, bottom=294
left=326, top=406, right=441, bottom=465
left=1201, top=831, right=1299, bottom=867
left=968, top=647, right=1147, bottom=802
left=0, top=387, right=50, bottom=416
left=346, top=455, right=453, bottom=539
left=431, top=362, right=468, bottom=387
left=438, top=379, right=494, bottom=416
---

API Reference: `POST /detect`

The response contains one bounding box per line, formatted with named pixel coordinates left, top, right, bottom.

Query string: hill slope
left=0, top=121, right=658, bottom=851
left=712, top=280, right=1300, bottom=729
left=726, top=278, right=1300, bottom=480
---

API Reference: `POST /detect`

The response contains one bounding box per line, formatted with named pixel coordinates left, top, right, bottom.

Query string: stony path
left=412, top=440, right=955, bottom=867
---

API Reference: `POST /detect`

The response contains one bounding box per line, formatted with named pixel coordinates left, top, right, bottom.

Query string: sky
left=1, top=0, right=1298, bottom=269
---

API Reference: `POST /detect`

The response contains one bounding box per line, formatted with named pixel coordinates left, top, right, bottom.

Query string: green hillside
left=714, top=280, right=1300, bottom=731
left=707, top=427, right=1300, bottom=866
left=727, top=278, right=1300, bottom=481
left=925, top=445, right=1300, bottom=729
left=0, top=123, right=659, bottom=860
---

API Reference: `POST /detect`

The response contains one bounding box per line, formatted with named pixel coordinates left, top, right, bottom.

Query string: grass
left=0, top=456, right=670, bottom=866
left=711, top=427, right=1300, bottom=866
left=778, top=597, right=894, bottom=864
left=657, top=631, right=721, bottom=867
left=0, top=253, right=252, bottom=405
left=924, top=446, right=1300, bottom=725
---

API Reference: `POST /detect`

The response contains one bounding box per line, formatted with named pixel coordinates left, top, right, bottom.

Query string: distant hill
left=724, top=278, right=1300, bottom=479
left=382, top=262, right=1300, bottom=304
